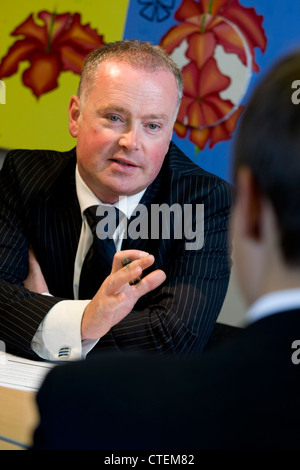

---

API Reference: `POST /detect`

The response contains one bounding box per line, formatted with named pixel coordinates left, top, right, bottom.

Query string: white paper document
left=0, top=353, right=54, bottom=392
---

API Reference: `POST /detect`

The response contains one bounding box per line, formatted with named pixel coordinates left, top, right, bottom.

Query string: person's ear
left=236, top=166, right=263, bottom=241
left=68, top=95, right=81, bottom=138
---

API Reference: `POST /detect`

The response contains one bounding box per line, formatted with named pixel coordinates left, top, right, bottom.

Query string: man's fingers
left=106, top=255, right=154, bottom=294
left=132, top=269, right=166, bottom=296
left=82, top=252, right=166, bottom=340
left=24, top=246, right=49, bottom=293
left=104, top=253, right=166, bottom=297
left=111, top=250, right=149, bottom=273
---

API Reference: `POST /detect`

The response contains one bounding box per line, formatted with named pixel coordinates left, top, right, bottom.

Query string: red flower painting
left=0, top=11, right=105, bottom=97
left=160, top=0, right=267, bottom=150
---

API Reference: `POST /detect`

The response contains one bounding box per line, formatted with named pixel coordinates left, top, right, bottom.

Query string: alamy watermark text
left=95, top=199, right=204, bottom=251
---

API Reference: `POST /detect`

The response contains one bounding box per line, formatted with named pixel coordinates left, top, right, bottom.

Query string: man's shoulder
left=166, top=141, right=234, bottom=198
left=3, top=147, right=76, bottom=173
left=167, top=141, right=229, bottom=183
left=1, top=148, right=77, bottom=200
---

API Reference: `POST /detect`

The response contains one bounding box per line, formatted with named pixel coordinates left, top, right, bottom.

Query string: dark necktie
left=79, top=205, right=120, bottom=299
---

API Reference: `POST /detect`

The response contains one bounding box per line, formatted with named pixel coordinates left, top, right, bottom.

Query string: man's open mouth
left=110, top=158, right=137, bottom=167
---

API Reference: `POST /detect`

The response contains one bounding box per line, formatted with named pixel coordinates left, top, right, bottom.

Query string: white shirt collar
left=75, top=165, right=146, bottom=219
left=246, top=288, right=300, bottom=324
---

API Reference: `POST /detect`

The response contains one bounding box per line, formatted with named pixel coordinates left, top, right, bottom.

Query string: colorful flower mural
left=0, top=10, right=105, bottom=98
left=138, top=0, right=176, bottom=22
left=160, top=0, right=267, bottom=150
left=0, top=1, right=267, bottom=155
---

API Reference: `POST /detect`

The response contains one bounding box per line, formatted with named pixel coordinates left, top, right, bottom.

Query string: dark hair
left=234, top=50, right=300, bottom=265
left=78, top=40, right=183, bottom=107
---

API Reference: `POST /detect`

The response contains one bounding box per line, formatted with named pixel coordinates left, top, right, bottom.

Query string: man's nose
left=118, top=125, right=141, bottom=150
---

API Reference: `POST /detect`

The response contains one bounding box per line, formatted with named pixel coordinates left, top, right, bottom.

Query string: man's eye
left=147, top=123, right=160, bottom=130
left=108, top=115, right=121, bottom=122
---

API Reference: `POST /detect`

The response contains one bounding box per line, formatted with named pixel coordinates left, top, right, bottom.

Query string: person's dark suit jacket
left=0, top=142, right=233, bottom=359
left=32, top=309, right=300, bottom=450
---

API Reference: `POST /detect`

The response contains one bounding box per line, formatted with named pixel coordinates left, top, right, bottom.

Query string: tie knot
left=84, top=205, right=120, bottom=239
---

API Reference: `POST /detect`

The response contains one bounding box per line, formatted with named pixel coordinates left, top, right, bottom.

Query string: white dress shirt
left=31, top=166, right=145, bottom=361
left=245, top=288, right=300, bottom=325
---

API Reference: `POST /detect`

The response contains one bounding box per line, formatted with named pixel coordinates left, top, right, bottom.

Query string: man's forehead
left=96, top=58, right=175, bottom=81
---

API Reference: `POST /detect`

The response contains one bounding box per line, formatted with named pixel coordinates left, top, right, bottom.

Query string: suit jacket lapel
left=31, top=149, right=82, bottom=298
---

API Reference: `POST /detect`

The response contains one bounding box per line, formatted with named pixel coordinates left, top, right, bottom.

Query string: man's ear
left=236, top=166, right=263, bottom=241
left=68, top=95, right=81, bottom=138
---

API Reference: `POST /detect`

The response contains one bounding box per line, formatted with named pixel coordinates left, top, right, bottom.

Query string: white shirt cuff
left=31, top=300, right=99, bottom=361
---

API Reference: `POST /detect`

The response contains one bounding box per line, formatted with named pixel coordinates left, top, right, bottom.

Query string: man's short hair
left=78, top=40, right=183, bottom=108
left=234, top=49, right=300, bottom=266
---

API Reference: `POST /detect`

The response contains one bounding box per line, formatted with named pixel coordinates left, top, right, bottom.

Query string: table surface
left=0, top=386, right=39, bottom=450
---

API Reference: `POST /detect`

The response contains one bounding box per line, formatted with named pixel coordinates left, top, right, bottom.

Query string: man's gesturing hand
left=81, top=250, right=166, bottom=340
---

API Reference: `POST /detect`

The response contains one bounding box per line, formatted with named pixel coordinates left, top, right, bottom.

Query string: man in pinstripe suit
left=32, top=49, right=300, bottom=451
left=0, top=41, right=233, bottom=361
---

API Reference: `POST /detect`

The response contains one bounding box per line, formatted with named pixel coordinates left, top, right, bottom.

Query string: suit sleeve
left=96, top=178, right=234, bottom=355
left=0, top=153, right=63, bottom=358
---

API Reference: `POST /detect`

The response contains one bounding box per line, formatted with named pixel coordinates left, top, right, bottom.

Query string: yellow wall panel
left=0, top=0, right=129, bottom=151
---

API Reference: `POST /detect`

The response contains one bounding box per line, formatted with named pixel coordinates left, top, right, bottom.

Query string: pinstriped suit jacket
left=0, top=142, right=233, bottom=358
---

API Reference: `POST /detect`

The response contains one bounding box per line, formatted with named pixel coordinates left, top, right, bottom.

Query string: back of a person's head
left=234, top=50, right=300, bottom=266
